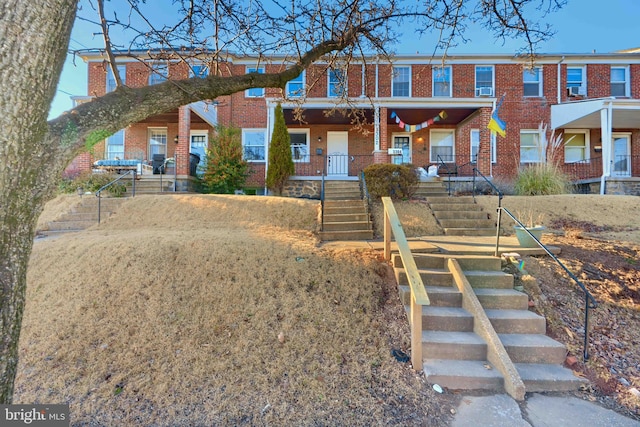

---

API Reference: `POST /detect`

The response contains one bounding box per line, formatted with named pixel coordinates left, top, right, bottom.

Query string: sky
left=49, top=0, right=640, bottom=119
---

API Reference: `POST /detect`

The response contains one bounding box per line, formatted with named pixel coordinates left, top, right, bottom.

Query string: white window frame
left=106, top=65, right=126, bottom=93
left=611, top=66, right=630, bottom=97
left=566, top=66, right=586, bottom=94
left=328, top=68, right=347, bottom=98
left=520, top=130, right=543, bottom=163
left=391, top=133, right=412, bottom=165
left=106, top=129, right=125, bottom=160
left=246, top=67, right=265, bottom=98
left=475, top=66, right=494, bottom=97
left=430, top=129, right=455, bottom=163
left=392, top=66, right=411, bottom=97
left=286, top=71, right=305, bottom=98
left=288, top=128, right=310, bottom=162
left=148, top=127, right=168, bottom=158
left=149, top=62, right=168, bottom=85
left=242, top=128, right=267, bottom=162
left=563, top=129, right=590, bottom=163
left=470, top=129, right=497, bottom=164
left=433, top=66, right=452, bottom=97
left=523, top=67, right=542, bottom=97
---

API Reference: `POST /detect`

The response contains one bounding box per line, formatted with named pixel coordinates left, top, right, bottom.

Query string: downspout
left=375, top=57, right=379, bottom=98
left=557, top=56, right=565, bottom=105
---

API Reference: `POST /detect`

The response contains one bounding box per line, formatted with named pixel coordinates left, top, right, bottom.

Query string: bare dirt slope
left=17, top=193, right=640, bottom=424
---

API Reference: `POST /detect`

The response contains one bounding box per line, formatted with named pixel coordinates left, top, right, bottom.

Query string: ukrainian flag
left=487, top=95, right=506, bottom=137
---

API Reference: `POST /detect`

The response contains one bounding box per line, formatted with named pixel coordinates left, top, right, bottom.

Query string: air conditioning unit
left=567, top=86, right=581, bottom=96
left=477, top=87, right=493, bottom=96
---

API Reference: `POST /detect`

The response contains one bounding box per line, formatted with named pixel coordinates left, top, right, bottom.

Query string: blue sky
left=49, top=0, right=640, bottom=119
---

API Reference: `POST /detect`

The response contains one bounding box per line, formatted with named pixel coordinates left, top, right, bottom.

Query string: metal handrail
left=359, top=171, right=372, bottom=231
left=472, top=167, right=597, bottom=360
left=96, top=170, right=136, bottom=224
left=435, top=154, right=456, bottom=196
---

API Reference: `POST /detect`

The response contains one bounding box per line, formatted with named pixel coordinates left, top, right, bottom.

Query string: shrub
left=202, top=125, right=250, bottom=194
left=58, top=171, right=127, bottom=197
left=363, top=164, right=418, bottom=199
left=514, top=164, right=569, bottom=195
left=266, top=103, right=294, bottom=195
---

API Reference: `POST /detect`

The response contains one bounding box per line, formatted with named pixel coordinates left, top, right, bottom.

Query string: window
left=523, top=67, right=542, bottom=97
left=470, top=130, right=496, bottom=163
left=106, top=65, right=126, bottom=92
left=611, top=66, right=629, bottom=97
left=328, top=68, right=346, bottom=97
left=191, top=64, right=209, bottom=78
left=520, top=130, right=542, bottom=163
left=433, top=66, right=451, bottom=97
left=286, top=72, right=305, bottom=98
left=149, top=63, right=168, bottom=85
left=148, top=128, right=167, bottom=157
left=246, top=67, right=265, bottom=97
left=563, top=130, right=589, bottom=163
left=392, top=66, right=410, bottom=97
left=566, top=67, right=585, bottom=95
left=288, top=130, right=309, bottom=162
left=430, top=130, right=454, bottom=162
left=475, top=66, right=494, bottom=97
left=242, top=129, right=266, bottom=161
left=106, top=129, right=125, bottom=159
left=190, top=132, right=208, bottom=173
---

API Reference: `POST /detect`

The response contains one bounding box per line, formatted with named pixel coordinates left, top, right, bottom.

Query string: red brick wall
left=587, top=64, right=610, bottom=98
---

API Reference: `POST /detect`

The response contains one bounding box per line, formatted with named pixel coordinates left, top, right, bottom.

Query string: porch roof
left=551, top=98, right=640, bottom=129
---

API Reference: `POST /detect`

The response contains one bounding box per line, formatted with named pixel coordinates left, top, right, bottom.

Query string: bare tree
left=0, top=0, right=563, bottom=402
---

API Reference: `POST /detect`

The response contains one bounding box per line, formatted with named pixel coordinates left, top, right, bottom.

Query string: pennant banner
left=390, top=111, right=447, bottom=132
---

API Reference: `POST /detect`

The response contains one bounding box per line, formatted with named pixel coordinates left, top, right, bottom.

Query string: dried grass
left=18, top=195, right=452, bottom=426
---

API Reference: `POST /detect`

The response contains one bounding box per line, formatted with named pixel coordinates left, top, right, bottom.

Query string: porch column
left=374, top=106, right=389, bottom=164
left=177, top=105, right=191, bottom=176
left=600, top=104, right=613, bottom=195
left=478, top=107, right=493, bottom=176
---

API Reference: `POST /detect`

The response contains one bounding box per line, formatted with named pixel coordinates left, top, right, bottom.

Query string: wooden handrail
left=381, top=197, right=429, bottom=370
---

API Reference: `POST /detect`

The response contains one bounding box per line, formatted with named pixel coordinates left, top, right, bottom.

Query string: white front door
left=190, top=131, right=208, bottom=175
left=392, top=134, right=411, bottom=165
left=611, top=133, right=631, bottom=177
left=327, top=131, right=349, bottom=175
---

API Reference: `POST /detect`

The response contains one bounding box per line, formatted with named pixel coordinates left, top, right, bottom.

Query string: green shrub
left=514, top=164, right=569, bottom=195
left=266, top=103, right=294, bottom=195
left=58, top=171, right=127, bottom=197
left=363, top=164, right=418, bottom=199
left=202, top=125, right=250, bottom=194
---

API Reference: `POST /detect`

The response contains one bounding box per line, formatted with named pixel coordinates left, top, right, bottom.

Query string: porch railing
left=563, top=156, right=603, bottom=181
left=291, top=154, right=374, bottom=177
left=472, top=167, right=597, bottom=360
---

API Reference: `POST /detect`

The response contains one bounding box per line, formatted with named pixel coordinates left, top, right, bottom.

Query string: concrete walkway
left=452, top=393, right=638, bottom=426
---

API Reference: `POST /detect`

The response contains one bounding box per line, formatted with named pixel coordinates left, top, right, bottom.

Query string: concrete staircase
left=319, top=181, right=373, bottom=241
left=40, top=197, right=126, bottom=236
left=125, top=175, right=175, bottom=194
left=392, top=252, right=585, bottom=394
left=417, top=181, right=495, bottom=236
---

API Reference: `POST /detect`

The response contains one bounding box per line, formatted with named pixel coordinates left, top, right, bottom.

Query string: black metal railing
left=96, top=170, right=136, bottom=224
left=472, top=167, right=597, bottom=360
left=359, top=171, right=372, bottom=231
left=291, top=154, right=375, bottom=177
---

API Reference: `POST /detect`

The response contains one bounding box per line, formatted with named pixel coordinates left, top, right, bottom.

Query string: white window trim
left=433, top=65, right=452, bottom=97
left=189, top=130, right=208, bottom=153
left=469, top=129, right=497, bottom=164
left=149, top=62, right=169, bottom=85
left=105, top=129, right=125, bottom=159
left=519, top=129, right=543, bottom=163
left=391, top=65, right=411, bottom=97
left=327, top=68, right=347, bottom=98
left=611, top=65, right=630, bottom=97
left=391, top=133, right=412, bottom=164
left=474, top=65, right=495, bottom=97
left=429, top=129, right=455, bottom=163
left=106, top=65, right=126, bottom=93
left=562, top=129, right=590, bottom=164
left=148, top=127, right=168, bottom=158
left=285, top=71, right=306, bottom=98
left=566, top=65, right=586, bottom=92
left=242, top=128, right=267, bottom=162
left=523, top=66, right=543, bottom=97
left=288, top=128, right=310, bottom=162
left=245, top=66, right=265, bottom=98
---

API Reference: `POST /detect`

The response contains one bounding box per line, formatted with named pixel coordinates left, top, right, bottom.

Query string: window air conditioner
left=477, top=87, right=493, bottom=96
left=567, top=86, right=581, bottom=96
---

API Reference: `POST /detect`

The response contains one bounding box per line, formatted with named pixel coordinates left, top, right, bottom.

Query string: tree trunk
left=0, top=0, right=78, bottom=403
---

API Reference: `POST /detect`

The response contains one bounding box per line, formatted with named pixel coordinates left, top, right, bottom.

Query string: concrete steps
left=320, top=181, right=373, bottom=241
left=124, top=176, right=174, bottom=194
left=42, top=197, right=126, bottom=235
left=392, top=252, right=585, bottom=394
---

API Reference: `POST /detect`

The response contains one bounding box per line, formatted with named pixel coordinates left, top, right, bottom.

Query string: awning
left=551, top=98, right=640, bottom=129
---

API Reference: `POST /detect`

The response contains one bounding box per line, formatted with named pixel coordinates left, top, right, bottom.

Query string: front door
left=327, top=131, right=349, bottom=175
left=190, top=131, right=208, bottom=175
left=611, top=133, right=631, bottom=177
left=392, top=135, right=411, bottom=165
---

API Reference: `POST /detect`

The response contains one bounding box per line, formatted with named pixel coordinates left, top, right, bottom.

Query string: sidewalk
left=452, top=393, right=638, bottom=426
